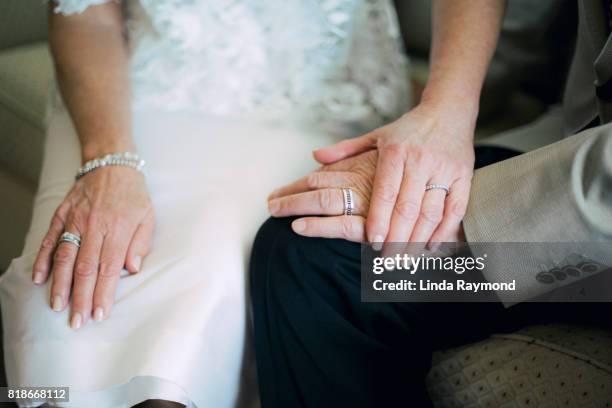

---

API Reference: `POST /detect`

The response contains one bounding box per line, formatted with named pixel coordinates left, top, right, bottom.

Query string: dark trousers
left=249, top=147, right=608, bottom=408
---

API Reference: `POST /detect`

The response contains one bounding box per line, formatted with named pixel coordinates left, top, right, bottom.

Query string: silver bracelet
left=76, top=152, right=146, bottom=180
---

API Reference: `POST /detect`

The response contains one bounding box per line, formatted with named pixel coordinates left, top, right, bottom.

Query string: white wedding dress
left=0, top=1, right=410, bottom=407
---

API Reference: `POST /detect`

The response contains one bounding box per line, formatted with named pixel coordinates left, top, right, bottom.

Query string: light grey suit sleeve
left=462, top=125, right=612, bottom=304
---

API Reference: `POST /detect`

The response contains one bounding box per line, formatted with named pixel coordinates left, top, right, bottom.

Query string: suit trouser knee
left=250, top=217, right=439, bottom=407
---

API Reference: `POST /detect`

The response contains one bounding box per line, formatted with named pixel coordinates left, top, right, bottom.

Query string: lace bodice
left=53, top=0, right=411, bottom=131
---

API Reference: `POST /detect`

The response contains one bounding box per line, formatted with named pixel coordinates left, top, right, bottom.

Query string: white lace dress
left=0, top=1, right=410, bottom=407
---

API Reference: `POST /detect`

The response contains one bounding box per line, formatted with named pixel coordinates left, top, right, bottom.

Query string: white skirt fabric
left=0, top=107, right=343, bottom=407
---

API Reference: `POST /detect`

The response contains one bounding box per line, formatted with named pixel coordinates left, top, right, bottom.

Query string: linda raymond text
left=373, top=279, right=517, bottom=292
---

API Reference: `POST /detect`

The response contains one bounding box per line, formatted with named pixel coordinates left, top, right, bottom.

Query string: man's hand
left=268, top=151, right=376, bottom=241
left=268, top=147, right=466, bottom=244
left=311, top=102, right=475, bottom=247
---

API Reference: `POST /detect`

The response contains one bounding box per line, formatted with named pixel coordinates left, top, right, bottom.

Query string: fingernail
left=71, top=313, right=82, bottom=330
left=268, top=190, right=279, bottom=200
left=133, top=256, right=142, bottom=272
left=372, top=235, right=384, bottom=251
left=292, top=219, right=306, bottom=233
left=93, top=307, right=105, bottom=322
left=33, top=271, right=44, bottom=284
left=52, top=295, right=63, bottom=312
left=268, top=200, right=280, bottom=214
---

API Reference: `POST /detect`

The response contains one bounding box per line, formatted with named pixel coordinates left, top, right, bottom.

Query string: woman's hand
left=310, top=102, right=475, bottom=247
left=32, top=166, right=155, bottom=329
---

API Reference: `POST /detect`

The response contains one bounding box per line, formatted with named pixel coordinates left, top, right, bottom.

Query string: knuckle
left=275, top=198, right=288, bottom=214
left=74, top=259, right=98, bottom=278
left=374, top=183, right=398, bottom=204
left=450, top=199, right=468, bottom=218
left=102, top=214, right=120, bottom=230
left=98, top=258, right=121, bottom=278
left=340, top=217, right=354, bottom=238
left=405, top=145, right=424, bottom=160
left=382, top=147, right=404, bottom=170
left=49, top=215, right=64, bottom=231
left=53, top=203, right=70, bottom=222
left=420, top=205, right=444, bottom=224
left=143, top=209, right=156, bottom=229
left=117, top=218, right=139, bottom=235
left=394, top=200, right=419, bottom=221
left=87, top=211, right=104, bottom=230
left=317, top=189, right=332, bottom=211
left=53, top=249, right=74, bottom=267
left=305, top=173, right=320, bottom=189
left=111, top=215, right=130, bottom=230
left=91, top=212, right=119, bottom=234
left=70, top=210, right=88, bottom=231
left=381, top=142, right=403, bottom=157
left=40, top=237, right=57, bottom=250
left=428, top=156, right=444, bottom=171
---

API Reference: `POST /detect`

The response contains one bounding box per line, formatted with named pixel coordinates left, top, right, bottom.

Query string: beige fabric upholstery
left=428, top=324, right=612, bottom=407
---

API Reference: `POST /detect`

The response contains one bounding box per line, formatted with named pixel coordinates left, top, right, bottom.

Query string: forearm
left=48, top=3, right=134, bottom=163
left=462, top=130, right=612, bottom=304
left=421, top=0, right=506, bottom=126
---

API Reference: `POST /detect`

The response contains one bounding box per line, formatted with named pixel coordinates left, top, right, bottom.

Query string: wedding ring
left=342, top=188, right=354, bottom=216
left=59, top=231, right=81, bottom=248
left=425, top=183, right=450, bottom=195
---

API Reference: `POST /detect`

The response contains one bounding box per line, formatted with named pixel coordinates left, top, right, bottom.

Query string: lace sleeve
left=51, top=0, right=119, bottom=15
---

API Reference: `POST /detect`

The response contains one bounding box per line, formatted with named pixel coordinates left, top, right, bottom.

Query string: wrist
left=76, top=151, right=145, bottom=181
left=419, top=80, right=481, bottom=123
left=413, top=89, right=479, bottom=143
left=420, top=90, right=479, bottom=119
left=81, top=141, right=137, bottom=164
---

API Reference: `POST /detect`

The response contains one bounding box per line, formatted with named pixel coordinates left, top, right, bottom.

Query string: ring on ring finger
left=425, top=183, right=450, bottom=195
left=341, top=188, right=354, bottom=216
left=59, top=231, right=82, bottom=248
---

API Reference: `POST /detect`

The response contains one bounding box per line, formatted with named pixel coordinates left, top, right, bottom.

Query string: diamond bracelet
left=75, top=152, right=146, bottom=180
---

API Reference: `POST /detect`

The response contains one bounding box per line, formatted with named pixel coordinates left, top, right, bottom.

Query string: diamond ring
left=425, top=184, right=450, bottom=195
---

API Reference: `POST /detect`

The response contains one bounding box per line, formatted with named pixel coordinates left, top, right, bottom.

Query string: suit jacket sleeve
left=462, top=125, right=612, bottom=304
